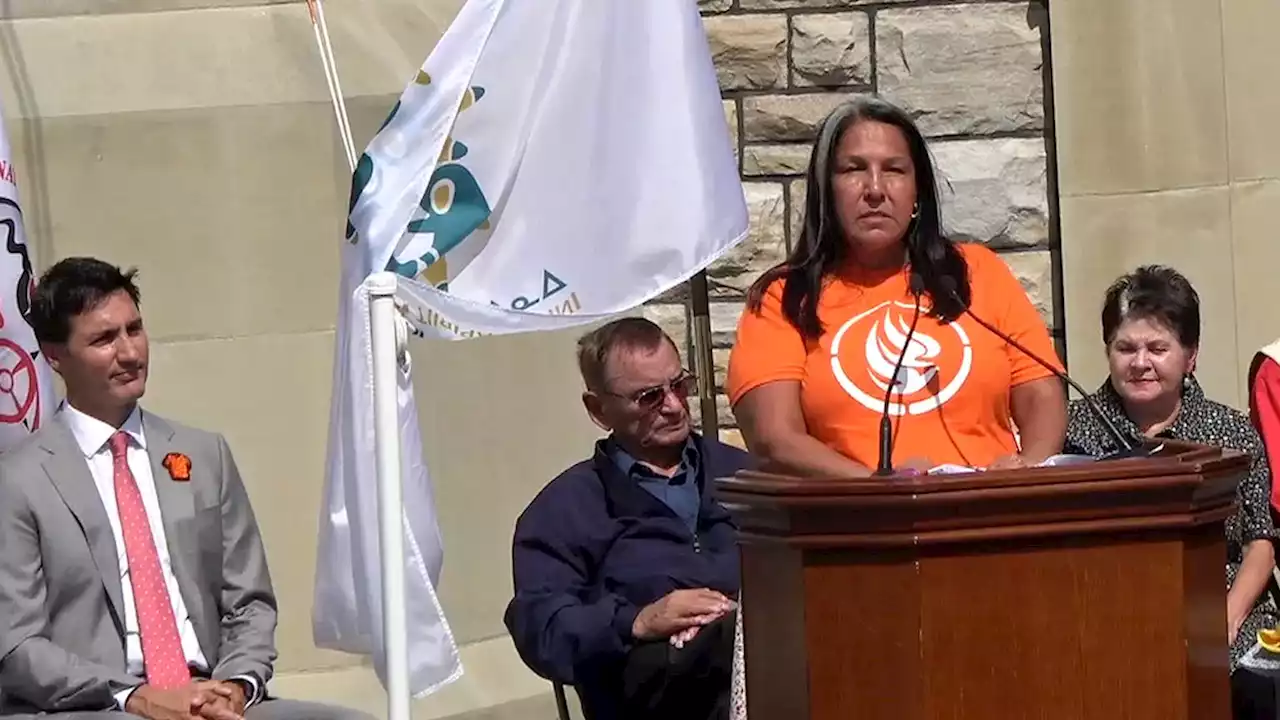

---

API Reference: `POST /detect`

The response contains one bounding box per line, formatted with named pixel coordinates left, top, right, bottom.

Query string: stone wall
left=651, top=0, right=1058, bottom=442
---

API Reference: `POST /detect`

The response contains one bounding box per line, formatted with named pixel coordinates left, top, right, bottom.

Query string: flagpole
left=687, top=270, right=718, bottom=438
left=366, top=272, right=412, bottom=720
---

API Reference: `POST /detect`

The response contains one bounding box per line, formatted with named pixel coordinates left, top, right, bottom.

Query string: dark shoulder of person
left=512, top=456, right=609, bottom=537
left=700, top=436, right=756, bottom=479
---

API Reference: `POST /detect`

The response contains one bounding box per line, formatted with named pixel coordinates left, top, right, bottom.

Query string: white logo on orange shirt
left=829, top=300, right=973, bottom=416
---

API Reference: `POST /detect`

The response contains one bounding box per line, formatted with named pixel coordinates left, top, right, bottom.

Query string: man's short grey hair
left=576, top=317, right=678, bottom=392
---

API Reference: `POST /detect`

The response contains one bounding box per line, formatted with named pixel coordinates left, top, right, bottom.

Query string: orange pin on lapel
left=162, top=452, right=192, bottom=482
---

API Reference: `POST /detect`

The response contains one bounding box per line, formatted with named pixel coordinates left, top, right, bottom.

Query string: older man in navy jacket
left=504, top=318, right=753, bottom=720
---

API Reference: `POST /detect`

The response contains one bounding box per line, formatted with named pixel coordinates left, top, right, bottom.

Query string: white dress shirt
left=62, top=403, right=258, bottom=708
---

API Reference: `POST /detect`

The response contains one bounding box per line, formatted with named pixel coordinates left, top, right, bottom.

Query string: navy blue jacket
left=503, top=434, right=753, bottom=718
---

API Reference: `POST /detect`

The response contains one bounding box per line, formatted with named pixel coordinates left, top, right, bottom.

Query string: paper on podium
left=926, top=454, right=1097, bottom=475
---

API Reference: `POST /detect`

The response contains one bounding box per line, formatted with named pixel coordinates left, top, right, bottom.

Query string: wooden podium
left=713, top=441, right=1248, bottom=720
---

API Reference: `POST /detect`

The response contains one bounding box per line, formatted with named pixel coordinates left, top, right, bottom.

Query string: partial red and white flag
left=0, top=104, right=57, bottom=448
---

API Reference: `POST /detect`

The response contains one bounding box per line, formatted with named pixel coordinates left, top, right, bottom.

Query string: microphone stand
left=939, top=279, right=1153, bottom=461
left=875, top=275, right=925, bottom=476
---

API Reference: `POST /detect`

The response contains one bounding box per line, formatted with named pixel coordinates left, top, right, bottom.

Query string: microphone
left=874, top=273, right=926, bottom=476
left=937, top=277, right=1153, bottom=460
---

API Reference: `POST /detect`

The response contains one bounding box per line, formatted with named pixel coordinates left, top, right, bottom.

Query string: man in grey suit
left=0, top=257, right=369, bottom=720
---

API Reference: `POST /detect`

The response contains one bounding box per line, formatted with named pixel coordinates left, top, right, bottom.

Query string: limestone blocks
left=704, top=14, right=788, bottom=90
left=877, top=4, right=1046, bottom=136
left=791, top=12, right=872, bottom=88
left=932, top=138, right=1049, bottom=250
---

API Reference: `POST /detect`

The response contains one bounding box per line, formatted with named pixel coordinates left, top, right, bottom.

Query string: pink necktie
left=109, top=431, right=191, bottom=689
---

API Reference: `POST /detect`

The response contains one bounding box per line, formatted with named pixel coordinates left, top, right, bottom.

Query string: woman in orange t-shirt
left=726, top=98, right=1067, bottom=477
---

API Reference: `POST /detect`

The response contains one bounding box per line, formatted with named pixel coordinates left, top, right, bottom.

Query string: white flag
left=0, top=105, right=57, bottom=450
left=312, top=0, right=747, bottom=697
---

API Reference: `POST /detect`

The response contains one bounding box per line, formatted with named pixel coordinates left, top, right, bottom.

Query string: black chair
left=553, top=681, right=572, bottom=720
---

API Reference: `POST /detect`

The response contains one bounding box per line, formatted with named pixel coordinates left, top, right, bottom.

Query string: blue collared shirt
left=608, top=437, right=701, bottom=533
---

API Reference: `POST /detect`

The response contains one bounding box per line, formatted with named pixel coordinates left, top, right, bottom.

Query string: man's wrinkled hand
left=125, top=681, right=241, bottom=720
left=632, top=588, right=735, bottom=641
left=669, top=624, right=701, bottom=648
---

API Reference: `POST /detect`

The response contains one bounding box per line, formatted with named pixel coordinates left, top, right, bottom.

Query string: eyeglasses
left=602, top=371, right=698, bottom=411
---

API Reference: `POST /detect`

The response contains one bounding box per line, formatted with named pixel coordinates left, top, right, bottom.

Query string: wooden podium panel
left=714, top=441, right=1246, bottom=720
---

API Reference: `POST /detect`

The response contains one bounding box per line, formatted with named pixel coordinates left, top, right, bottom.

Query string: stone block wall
left=652, top=0, right=1058, bottom=442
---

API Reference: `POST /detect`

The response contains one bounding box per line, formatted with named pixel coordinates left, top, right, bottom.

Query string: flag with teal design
left=313, top=0, right=747, bottom=696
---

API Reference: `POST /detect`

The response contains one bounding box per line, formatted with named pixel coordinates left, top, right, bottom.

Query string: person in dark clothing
left=503, top=317, right=754, bottom=720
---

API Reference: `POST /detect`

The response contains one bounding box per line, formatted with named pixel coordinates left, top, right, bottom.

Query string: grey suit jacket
left=0, top=410, right=278, bottom=714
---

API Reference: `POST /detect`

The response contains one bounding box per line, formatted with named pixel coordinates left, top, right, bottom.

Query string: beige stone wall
left=1052, top=0, right=1280, bottom=408
left=654, top=0, right=1059, bottom=437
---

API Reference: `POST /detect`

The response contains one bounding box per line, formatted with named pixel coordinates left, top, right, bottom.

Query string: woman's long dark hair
left=746, top=97, right=970, bottom=341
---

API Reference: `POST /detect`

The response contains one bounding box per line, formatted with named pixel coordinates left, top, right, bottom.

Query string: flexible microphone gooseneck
left=938, top=277, right=1153, bottom=460
left=874, top=274, right=926, bottom=476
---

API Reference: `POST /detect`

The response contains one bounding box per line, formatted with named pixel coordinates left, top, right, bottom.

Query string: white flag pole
left=366, top=272, right=411, bottom=720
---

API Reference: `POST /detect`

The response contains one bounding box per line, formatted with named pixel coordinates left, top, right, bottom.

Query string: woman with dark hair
left=726, top=97, right=1067, bottom=476
left=723, top=96, right=1068, bottom=720
left=1064, top=266, right=1278, bottom=718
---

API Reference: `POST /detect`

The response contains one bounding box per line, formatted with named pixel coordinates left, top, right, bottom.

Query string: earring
left=1182, top=375, right=1192, bottom=390
left=910, top=204, right=919, bottom=219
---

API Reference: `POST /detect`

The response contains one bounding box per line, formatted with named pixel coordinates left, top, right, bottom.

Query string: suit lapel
left=143, top=412, right=215, bottom=662
left=39, top=418, right=126, bottom=630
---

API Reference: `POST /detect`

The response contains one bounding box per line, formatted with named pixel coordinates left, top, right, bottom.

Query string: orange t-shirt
left=726, top=243, right=1062, bottom=469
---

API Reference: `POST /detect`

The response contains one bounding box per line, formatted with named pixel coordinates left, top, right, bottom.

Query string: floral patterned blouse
left=1063, top=376, right=1279, bottom=673
left=731, top=608, right=746, bottom=720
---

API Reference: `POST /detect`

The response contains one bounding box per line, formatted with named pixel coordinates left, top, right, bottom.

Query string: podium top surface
left=712, top=440, right=1248, bottom=548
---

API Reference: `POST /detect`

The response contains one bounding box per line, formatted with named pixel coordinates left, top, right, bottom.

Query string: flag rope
left=306, top=0, right=357, bottom=172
